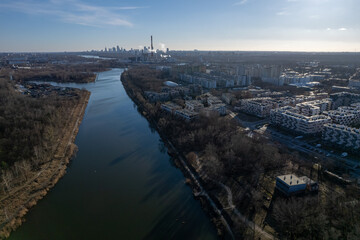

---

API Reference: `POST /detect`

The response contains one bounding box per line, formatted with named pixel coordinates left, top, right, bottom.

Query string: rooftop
left=277, top=174, right=305, bottom=186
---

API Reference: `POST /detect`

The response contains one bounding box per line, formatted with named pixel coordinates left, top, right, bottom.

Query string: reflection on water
left=9, top=69, right=217, bottom=240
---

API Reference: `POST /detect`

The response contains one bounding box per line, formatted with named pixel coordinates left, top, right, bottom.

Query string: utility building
left=276, top=174, right=307, bottom=196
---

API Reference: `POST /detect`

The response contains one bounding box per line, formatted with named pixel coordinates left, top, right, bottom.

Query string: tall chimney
left=151, top=35, right=154, bottom=57
left=151, top=35, right=153, bottom=50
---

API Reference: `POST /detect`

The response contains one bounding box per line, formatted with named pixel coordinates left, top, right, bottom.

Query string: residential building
left=349, top=79, right=360, bottom=89
left=324, top=104, right=360, bottom=126
left=222, top=93, right=235, bottom=105
left=161, top=102, right=182, bottom=114
left=270, top=107, right=331, bottom=134
left=174, top=109, right=199, bottom=121
left=185, top=100, right=204, bottom=111
left=322, top=124, right=360, bottom=150
left=240, top=97, right=279, bottom=118
left=204, top=103, right=227, bottom=116
left=295, top=99, right=332, bottom=116
left=330, top=92, right=360, bottom=109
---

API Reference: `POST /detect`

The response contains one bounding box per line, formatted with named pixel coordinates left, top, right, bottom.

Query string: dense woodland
left=122, top=66, right=360, bottom=239
left=0, top=77, right=86, bottom=192
left=9, top=63, right=113, bottom=83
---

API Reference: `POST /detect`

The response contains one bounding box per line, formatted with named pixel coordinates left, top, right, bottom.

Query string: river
left=9, top=69, right=217, bottom=240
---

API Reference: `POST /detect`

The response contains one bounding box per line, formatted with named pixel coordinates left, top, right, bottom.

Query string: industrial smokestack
left=151, top=35, right=153, bottom=50
left=151, top=35, right=154, bottom=57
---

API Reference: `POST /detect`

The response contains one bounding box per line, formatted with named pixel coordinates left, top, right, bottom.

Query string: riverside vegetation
left=0, top=71, right=90, bottom=238
left=121, top=66, right=360, bottom=239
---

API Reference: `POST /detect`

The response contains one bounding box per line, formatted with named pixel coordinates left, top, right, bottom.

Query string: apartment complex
left=270, top=106, right=331, bottom=134
left=240, top=98, right=278, bottom=118
left=322, top=124, right=360, bottom=150
left=295, top=99, right=332, bottom=116
left=324, top=104, right=360, bottom=126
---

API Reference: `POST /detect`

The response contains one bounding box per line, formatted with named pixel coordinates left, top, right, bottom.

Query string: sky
left=0, top=0, right=359, bottom=52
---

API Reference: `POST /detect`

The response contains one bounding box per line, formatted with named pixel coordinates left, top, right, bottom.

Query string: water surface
left=9, top=69, right=217, bottom=240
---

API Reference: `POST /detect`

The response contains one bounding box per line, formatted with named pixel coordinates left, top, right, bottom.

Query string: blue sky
left=0, top=0, right=359, bottom=52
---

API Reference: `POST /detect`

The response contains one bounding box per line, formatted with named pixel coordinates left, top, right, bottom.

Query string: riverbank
left=120, top=72, right=233, bottom=239
left=0, top=90, right=90, bottom=239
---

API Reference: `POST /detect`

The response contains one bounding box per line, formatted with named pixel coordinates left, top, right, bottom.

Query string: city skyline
left=0, top=0, right=359, bottom=52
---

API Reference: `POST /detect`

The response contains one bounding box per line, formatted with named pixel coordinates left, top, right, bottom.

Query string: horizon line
left=1, top=50, right=359, bottom=54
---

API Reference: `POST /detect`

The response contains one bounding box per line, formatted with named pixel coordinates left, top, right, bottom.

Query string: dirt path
left=217, top=182, right=275, bottom=240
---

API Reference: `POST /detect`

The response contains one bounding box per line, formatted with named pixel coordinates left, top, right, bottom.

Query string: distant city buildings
left=349, top=79, right=360, bottom=89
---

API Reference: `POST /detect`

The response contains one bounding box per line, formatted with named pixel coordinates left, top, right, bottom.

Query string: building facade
left=322, top=124, right=360, bottom=150
left=270, top=106, right=331, bottom=134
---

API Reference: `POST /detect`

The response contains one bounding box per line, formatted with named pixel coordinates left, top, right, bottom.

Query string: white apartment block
left=185, top=100, right=204, bottom=112
left=349, top=79, right=360, bottom=89
left=270, top=107, right=331, bottom=134
left=161, top=102, right=182, bottom=114
left=295, top=99, right=332, bottom=116
left=174, top=109, right=199, bottom=121
left=240, top=97, right=279, bottom=118
left=330, top=92, right=360, bottom=109
left=324, top=104, right=360, bottom=126
left=204, top=104, right=227, bottom=116
left=323, top=124, right=360, bottom=150
left=180, top=74, right=217, bottom=89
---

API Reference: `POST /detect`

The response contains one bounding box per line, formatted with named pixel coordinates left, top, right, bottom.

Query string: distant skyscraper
left=116, top=45, right=120, bottom=52
left=105, top=47, right=107, bottom=52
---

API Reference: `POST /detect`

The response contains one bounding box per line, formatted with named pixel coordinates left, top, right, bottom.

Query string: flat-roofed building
left=240, top=97, right=279, bottom=118
left=222, top=93, right=235, bottom=105
left=330, top=92, right=360, bottom=109
left=185, top=100, right=204, bottom=112
left=276, top=174, right=307, bottom=196
left=300, top=176, right=319, bottom=192
left=324, top=104, right=360, bottom=126
left=295, top=99, right=332, bottom=116
left=161, top=102, right=182, bottom=114
left=322, top=124, right=360, bottom=150
left=174, top=109, right=199, bottom=121
left=203, top=103, right=227, bottom=116
left=270, top=107, right=331, bottom=134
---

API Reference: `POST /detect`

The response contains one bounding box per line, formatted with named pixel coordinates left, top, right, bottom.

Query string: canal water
left=9, top=69, right=217, bottom=240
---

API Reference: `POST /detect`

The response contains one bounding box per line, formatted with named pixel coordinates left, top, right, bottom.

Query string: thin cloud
left=234, top=0, right=248, bottom=6
left=338, top=27, right=347, bottom=31
left=0, top=0, right=143, bottom=27
left=276, top=11, right=290, bottom=16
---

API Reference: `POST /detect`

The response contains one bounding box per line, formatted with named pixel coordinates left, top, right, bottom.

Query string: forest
left=0, top=76, right=87, bottom=190
left=9, top=62, right=116, bottom=83
left=122, top=66, right=360, bottom=239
